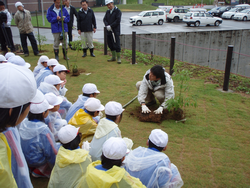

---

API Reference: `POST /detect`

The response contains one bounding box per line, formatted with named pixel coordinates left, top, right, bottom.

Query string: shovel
left=111, top=28, right=116, bottom=43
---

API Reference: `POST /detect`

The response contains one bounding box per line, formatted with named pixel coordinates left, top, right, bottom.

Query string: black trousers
left=107, top=33, right=121, bottom=52
left=20, top=32, right=39, bottom=55
left=68, top=26, right=72, bottom=47
left=0, top=26, right=15, bottom=52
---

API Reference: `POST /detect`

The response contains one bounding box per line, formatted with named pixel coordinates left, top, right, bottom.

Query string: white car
left=183, top=12, right=223, bottom=26
left=233, top=9, right=250, bottom=21
left=129, top=10, right=165, bottom=26
left=222, top=8, right=243, bottom=19
left=167, top=7, right=189, bottom=22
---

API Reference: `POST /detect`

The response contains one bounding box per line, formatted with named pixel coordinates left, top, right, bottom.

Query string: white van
left=129, top=10, right=165, bottom=26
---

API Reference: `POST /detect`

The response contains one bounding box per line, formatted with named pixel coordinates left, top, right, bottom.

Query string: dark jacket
left=77, top=7, right=96, bottom=32
left=63, top=5, right=77, bottom=28
left=46, top=4, right=70, bottom=33
left=103, top=6, right=121, bottom=35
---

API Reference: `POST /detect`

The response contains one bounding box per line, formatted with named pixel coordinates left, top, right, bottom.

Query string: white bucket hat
left=38, top=55, right=49, bottom=65
left=30, top=91, right=54, bottom=114
left=53, top=64, right=70, bottom=73
left=5, top=52, right=15, bottom=60
left=105, top=101, right=124, bottom=116
left=45, top=92, right=63, bottom=106
left=0, top=55, right=8, bottom=62
left=58, top=125, right=80, bottom=144
left=105, top=0, right=113, bottom=5
left=82, top=83, right=100, bottom=94
left=15, top=1, right=24, bottom=8
left=44, top=75, right=64, bottom=85
left=8, top=55, right=31, bottom=68
left=102, top=137, right=127, bottom=160
left=0, top=63, right=36, bottom=108
left=47, top=59, right=59, bottom=66
left=149, top=129, right=168, bottom=148
left=84, top=98, right=104, bottom=112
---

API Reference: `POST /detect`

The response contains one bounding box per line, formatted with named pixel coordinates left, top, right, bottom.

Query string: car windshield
left=185, top=13, right=192, bottom=16
left=240, top=9, right=249, bottom=13
left=220, top=7, right=227, bottom=11
left=210, top=7, right=220, bottom=11
left=138, top=12, right=145, bottom=16
left=228, top=8, right=237, bottom=12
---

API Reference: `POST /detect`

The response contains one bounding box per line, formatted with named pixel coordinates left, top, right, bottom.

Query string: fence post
left=223, top=45, right=234, bottom=91
left=170, top=36, right=175, bottom=75
left=104, top=27, right=107, bottom=55
left=35, top=11, right=41, bottom=52
left=132, top=31, right=136, bottom=64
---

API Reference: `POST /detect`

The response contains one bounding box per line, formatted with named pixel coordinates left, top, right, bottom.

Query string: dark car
left=210, top=6, right=233, bottom=17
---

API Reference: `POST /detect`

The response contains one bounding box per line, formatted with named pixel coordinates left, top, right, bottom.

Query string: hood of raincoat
left=68, top=109, right=95, bottom=126
left=19, top=118, right=47, bottom=140
left=38, top=81, right=60, bottom=96
left=56, top=146, right=90, bottom=168
left=95, top=118, right=118, bottom=139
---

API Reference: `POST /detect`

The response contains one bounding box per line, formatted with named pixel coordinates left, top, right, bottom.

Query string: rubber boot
left=63, top=48, right=69, bottom=60
left=116, top=52, right=121, bottom=64
left=82, top=49, right=87, bottom=57
left=107, top=51, right=116, bottom=62
left=90, top=48, right=95, bottom=57
left=54, top=49, right=59, bottom=61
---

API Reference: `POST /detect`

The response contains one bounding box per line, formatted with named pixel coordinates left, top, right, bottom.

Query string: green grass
left=23, top=43, right=250, bottom=188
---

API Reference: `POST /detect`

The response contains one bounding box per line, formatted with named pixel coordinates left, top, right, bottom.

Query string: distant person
left=103, top=0, right=122, bottom=64
left=14, top=1, right=40, bottom=56
left=33, top=55, right=50, bottom=77
left=63, top=0, right=77, bottom=49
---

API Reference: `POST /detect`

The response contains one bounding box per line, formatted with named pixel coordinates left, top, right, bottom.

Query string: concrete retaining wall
left=120, top=29, right=250, bottom=77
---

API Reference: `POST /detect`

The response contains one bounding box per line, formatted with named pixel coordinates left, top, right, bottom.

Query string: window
left=199, top=13, right=205, bottom=17
left=184, top=9, right=189, bottom=13
left=144, top=12, right=151, bottom=17
left=206, top=13, right=212, bottom=17
left=194, top=13, right=199, bottom=17
left=152, top=12, right=158, bottom=16
left=159, top=12, right=164, bottom=15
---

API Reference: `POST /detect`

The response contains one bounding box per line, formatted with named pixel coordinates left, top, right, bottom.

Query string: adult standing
left=47, top=0, right=70, bottom=61
left=103, top=0, right=122, bottom=64
left=14, top=1, right=40, bottom=57
left=63, top=0, right=77, bottom=49
left=77, top=0, right=96, bottom=57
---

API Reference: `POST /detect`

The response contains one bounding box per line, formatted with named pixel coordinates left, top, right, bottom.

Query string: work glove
left=98, top=111, right=104, bottom=118
left=142, top=105, right=151, bottom=113
left=154, top=106, right=163, bottom=114
left=106, top=25, right=111, bottom=31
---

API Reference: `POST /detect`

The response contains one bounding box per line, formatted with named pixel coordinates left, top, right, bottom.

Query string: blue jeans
left=20, top=32, right=39, bottom=55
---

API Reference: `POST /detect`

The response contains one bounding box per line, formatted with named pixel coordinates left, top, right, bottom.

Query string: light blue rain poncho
left=124, top=147, right=184, bottom=188
left=45, top=111, right=67, bottom=141
left=19, top=118, right=60, bottom=170
left=33, top=55, right=49, bottom=77
left=35, top=67, right=53, bottom=88
left=38, top=81, right=72, bottom=119
left=3, top=127, right=33, bottom=188
left=65, top=95, right=100, bottom=123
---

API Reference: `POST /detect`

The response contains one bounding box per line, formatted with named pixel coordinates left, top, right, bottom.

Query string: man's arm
left=63, top=8, right=70, bottom=23
left=138, top=77, right=149, bottom=105
left=92, top=10, right=96, bottom=30
left=161, top=75, right=175, bottom=108
left=110, top=9, right=121, bottom=29
left=14, top=13, right=18, bottom=26
left=46, top=9, right=58, bottom=23
left=103, top=11, right=108, bottom=26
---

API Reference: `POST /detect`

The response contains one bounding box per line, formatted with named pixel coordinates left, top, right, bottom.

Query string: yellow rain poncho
left=48, top=146, right=92, bottom=188
left=69, top=109, right=98, bottom=146
left=76, top=161, right=146, bottom=188
left=0, top=133, right=17, bottom=188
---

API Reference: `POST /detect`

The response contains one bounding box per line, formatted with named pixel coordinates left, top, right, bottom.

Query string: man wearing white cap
left=68, top=98, right=104, bottom=146
left=78, top=137, right=145, bottom=188
left=35, top=58, right=59, bottom=88
left=89, top=101, right=133, bottom=161
left=124, top=129, right=184, bottom=188
left=33, top=55, right=50, bottom=77
left=8, top=55, right=31, bottom=68
left=0, top=63, right=37, bottom=187
left=53, top=64, right=70, bottom=96
left=48, top=125, right=92, bottom=188
left=19, top=90, right=60, bottom=178
left=14, top=1, right=40, bottom=57
left=38, top=74, right=72, bottom=119
left=65, top=83, right=100, bottom=122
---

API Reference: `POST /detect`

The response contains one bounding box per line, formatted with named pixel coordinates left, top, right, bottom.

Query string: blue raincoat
left=35, top=67, right=53, bottom=88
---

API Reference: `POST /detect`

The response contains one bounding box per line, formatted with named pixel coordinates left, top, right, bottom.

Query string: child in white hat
left=44, top=92, right=67, bottom=141
left=0, top=63, right=37, bottom=188
left=5, top=52, right=15, bottom=60
left=124, top=129, right=184, bottom=188
left=19, top=90, right=60, bottom=178
left=48, top=125, right=92, bottom=188
left=33, top=55, right=50, bottom=77
left=68, top=98, right=104, bottom=146
left=77, top=137, right=145, bottom=188
left=53, top=64, right=70, bottom=96
left=38, top=74, right=72, bottom=119
left=89, top=101, right=133, bottom=162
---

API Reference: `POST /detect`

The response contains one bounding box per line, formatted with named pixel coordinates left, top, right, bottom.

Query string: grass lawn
left=22, top=43, right=250, bottom=188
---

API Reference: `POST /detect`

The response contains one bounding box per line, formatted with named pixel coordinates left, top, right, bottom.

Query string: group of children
left=0, top=54, right=184, bottom=188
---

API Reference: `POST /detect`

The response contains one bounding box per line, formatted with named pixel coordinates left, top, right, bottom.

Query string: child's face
left=56, top=71, right=67, bottom=81
left=51, top=105, right=60, bottom=112
left=44, top=110, right=49, bottom=118
left=55, top=84, right=61, bottom=91
left=41, top=62, right=48, bottom=67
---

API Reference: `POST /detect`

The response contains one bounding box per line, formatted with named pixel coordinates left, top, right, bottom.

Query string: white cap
left=8, top=56, right=31, bottom=68
left=47, top=59, right=59, bottom=66
left=105, top=101, right=124, bottom=116
left=82, top=83, right=100, bottom=94
left=149, top=129, right=168, bottom=148
left=45, top=92, right=63, bottom=106
left=102, top=137, right=127, bottom=160
left=38, top=55, right=49, bottom=65
left=58, top=125, right=80, bottom=144
left=44, top=75, right=64, bottom=85
left=0, top=55, right=7, bottom=62
left=0, top=63, right=36, bottom=108
left=15, top=1, right=24, bottom=8
left=105, top=0, right=113, bottom=5
left=5, top=52, right=15, bottom=60
left=30, top=99, right=54, bottom=114
left=84, top=98, right=104, bottom=112
left=30, top=89, right=45, bottom=104
left=53, top=64, right=69, bottom=73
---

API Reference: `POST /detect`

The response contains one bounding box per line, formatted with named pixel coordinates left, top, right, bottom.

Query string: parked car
left=233, top=9, right=250, bottom=21
left=183, top=12, right=223, bottom=26
left=129, top=10, right=165, bottom=26
left=210, top=6, right=233, bottom=17
left=235, top=4, right=250, bottom=9
left=189, top=8, right=207, bottom=12
left=166, top=7, right=189, bottom=22
left=222, top=8, right=243, bottom=19
left=208, top=7, right=221, bottom=15
left=157, top=6, right=173, bottom=21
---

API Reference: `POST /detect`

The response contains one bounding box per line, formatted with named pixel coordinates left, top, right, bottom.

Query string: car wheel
left=230, top=15, right=234, bottom=19
left=243, top=17, right=247, bottom=21
left=158, top=19, right=163, bottom=25
left=186, top=23, right=191, bottom=27
left=173, top=17, right=179, bottom=22
left=132, top=24, right=136, bottom=26
left=136, top=20, right=142, bottom=26
left=194, top=21, right=200, bottom=27
left=214, top=21, right=220, bottom=26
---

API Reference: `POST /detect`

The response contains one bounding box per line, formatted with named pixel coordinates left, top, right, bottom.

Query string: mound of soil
left=71, top=68, right=85, bottom=76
